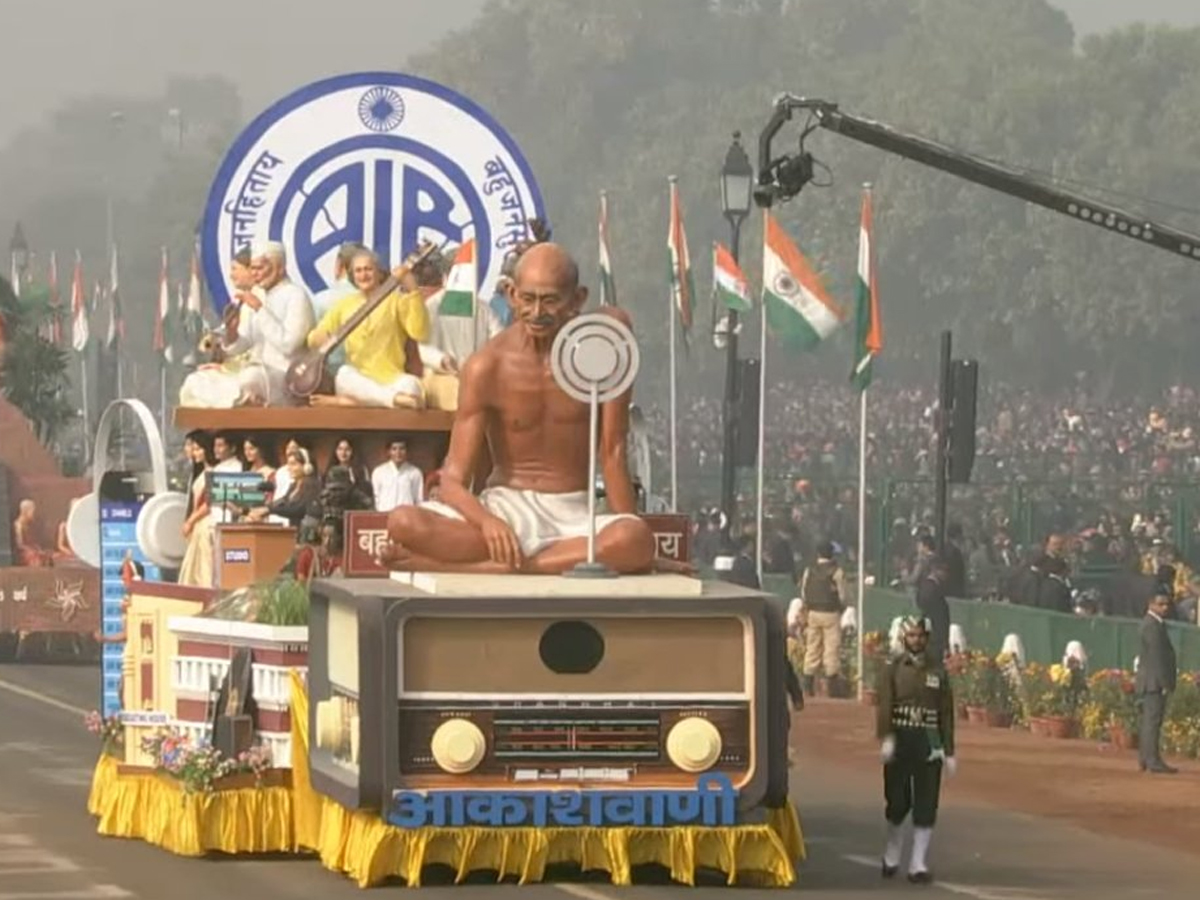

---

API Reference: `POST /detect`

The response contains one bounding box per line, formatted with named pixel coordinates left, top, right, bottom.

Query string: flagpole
left=667, top=177, right=679, bottom=512
left=80, top=357, right=91, bottom=464
left=856, top=385, right=868, bottom=700
left=159, top=364, right=167, bottom=439
left=668, top=267, right=679, bottom=512
left=755, top=261, right=768, bottom=587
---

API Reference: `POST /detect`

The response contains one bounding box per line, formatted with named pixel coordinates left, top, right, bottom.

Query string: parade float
left=0, top=393, right=98, bottom=661
left=80, top=71, right=804, bottom=887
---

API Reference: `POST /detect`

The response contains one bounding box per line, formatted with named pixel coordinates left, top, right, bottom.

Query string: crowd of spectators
left=645, top=378, right=1200, bottom=625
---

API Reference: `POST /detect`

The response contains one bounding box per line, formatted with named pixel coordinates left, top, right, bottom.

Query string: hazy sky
left=0, top=0, right=1198, bottom=147
left=0, top=0, right=487, bottom=144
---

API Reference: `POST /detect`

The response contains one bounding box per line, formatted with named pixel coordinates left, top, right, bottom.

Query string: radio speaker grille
left=401, top=615, right=747, bottom=694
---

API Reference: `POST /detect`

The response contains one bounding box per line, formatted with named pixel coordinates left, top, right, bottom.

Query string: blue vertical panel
left=99, top=500, right=162, bottom=718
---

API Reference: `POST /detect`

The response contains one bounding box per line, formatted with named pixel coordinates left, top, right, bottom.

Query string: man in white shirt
left=178, top=249, right=265, bottom=408
left=237, top=241, right=316, bottom=406
left=372, top=438, right=424, bottom=512
left=209, top=432, right=245, bottom=524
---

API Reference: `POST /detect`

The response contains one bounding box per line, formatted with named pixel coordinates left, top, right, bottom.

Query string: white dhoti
left=421, top=486, right=639, bottom=558
left=236, top=363, right=301, bottom=407
left=335, top=364, right=424, bottom=408
left=179, top=366, right=242, bottom=409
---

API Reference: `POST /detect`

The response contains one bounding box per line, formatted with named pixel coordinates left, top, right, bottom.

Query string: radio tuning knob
left=430, top=718, right=487, bottom=774
left=666, top=716, right=723, bottom=773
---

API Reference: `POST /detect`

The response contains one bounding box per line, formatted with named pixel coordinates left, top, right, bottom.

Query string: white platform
left=389, top=571, right=704, bottom=597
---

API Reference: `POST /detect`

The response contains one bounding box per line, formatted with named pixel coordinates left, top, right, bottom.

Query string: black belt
left=891, top=705, right=939, bottom=729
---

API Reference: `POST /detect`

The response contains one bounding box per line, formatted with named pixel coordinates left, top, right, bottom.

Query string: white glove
left=945, top=756, right=958, bottom=777
left=927, top=748, right=947, bottom=764
left=880, top=736, right=896, bottom=763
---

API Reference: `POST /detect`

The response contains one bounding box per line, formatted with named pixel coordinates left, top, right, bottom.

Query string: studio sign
left=387, top=773, right=738, bottom=829
left=202, top=71, right=546, bottom=313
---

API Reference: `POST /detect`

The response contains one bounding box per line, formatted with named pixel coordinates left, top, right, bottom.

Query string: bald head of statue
left=506, top=243, right=586, bottom=342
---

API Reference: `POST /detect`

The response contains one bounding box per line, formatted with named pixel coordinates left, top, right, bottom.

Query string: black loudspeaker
left=0, top=463, right=12, bottom=566
left=735, top=358, right=760, bottom=467
left=948, top=359, right=978, bottom=484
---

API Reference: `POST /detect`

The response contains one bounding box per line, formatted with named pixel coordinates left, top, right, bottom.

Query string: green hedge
left=760, top=575, right=1200, bottom=671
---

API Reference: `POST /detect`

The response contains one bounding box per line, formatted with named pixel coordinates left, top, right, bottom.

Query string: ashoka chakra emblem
left=772, top=271, right=799, bottom=297
left=358, top=87, right=406, bottom=132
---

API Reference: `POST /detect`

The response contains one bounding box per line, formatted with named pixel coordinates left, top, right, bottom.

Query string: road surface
left=0, top=663, right=1194, bottom=900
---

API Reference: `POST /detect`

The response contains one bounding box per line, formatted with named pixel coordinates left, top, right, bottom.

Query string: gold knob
left=430, top=718, right=486, bottom=774
left=666, top=716, right=722, bottom=773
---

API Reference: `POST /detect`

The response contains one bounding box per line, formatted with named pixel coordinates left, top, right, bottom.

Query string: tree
left=0, top=275, right=76, bottom=445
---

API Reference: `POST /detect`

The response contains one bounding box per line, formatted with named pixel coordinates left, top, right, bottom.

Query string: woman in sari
left=177, top=431, right=216, bottom=586
left=243, top=434, right=277, bottom=501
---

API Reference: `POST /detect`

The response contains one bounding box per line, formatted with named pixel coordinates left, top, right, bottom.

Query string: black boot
left=802, top=675, right=815, bottom=696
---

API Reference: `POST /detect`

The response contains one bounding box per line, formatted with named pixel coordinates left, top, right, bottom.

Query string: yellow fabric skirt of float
left=89, top=672, right=805, bottom=886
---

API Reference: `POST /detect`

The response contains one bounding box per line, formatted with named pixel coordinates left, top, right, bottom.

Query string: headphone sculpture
left=66, top=398, right=190, bottom=571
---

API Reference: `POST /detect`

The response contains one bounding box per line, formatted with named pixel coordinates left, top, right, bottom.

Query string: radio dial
left=666, top=716, right=723, bottom=773
left=430, top=718, right=487, bottom=774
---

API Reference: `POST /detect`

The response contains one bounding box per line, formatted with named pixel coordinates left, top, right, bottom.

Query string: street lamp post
left=718, top=132, right=754, bottom=542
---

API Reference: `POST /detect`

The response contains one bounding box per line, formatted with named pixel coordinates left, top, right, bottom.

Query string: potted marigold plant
left=859, top=631, right=888, bottom=706
left=1163, top=672, right=1200, bottom=760
left=956, top=653, right=1014, bottom=727
left=1021, top=661, right=1087, bottom=738
left=1086, top=669, right=1138, bottom=749
left=945, top=651, right=973, bottom=720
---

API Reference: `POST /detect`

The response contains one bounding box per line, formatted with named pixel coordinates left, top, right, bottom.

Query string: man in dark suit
left=916, top=557, right=952, bottom=665
left=1136, top=591, right=1178, bottom=774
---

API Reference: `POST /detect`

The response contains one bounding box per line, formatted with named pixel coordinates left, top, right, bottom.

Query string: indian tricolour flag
left=713, top=241, right=751, bottom=312
left=762, top=213, right=844, bottom=350
left=667, top=177, right=693, bottom=331
left=598, top=191, right=616, bottom=306
left=440, top=239, right=476, bottom=317
left=851, top=185, right=883, bottom=391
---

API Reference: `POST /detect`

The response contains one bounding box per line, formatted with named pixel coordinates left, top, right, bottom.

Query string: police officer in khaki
left=876, top=616, right=957, bottom=884
left=799, top=541, right=847, bottom=696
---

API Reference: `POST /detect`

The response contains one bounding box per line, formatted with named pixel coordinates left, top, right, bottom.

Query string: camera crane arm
left=754, top=94, right=1200, bottom=265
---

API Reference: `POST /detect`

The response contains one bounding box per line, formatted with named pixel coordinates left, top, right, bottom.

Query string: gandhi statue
left=381, top=243, right=657, bottom=575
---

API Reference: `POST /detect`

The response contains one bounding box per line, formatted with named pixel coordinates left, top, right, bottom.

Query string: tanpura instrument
left=284, top=241, right=438, bottom=399
left=197, top=293, right=248, bottom=364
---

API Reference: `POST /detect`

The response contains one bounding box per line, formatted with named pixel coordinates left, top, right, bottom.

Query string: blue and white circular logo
left=202, top=71, right=545, bottom=312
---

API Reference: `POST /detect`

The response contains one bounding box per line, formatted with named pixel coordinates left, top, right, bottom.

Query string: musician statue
left=380, top=243, right=656, bottom=575
left=179, top=249, right=263, bottom=408
left=306, top=248, right=431, bottom=409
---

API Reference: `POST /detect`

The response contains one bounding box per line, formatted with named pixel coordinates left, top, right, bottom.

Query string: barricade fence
left=761, top=576, right=1200, bottom=673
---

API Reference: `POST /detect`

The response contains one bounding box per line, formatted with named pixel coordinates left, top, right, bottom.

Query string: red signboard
left=640, top=514, right=692, bottom=563
left=343, top=510, right=691, bottom=576
left=343, top=511, right=391, bottom=578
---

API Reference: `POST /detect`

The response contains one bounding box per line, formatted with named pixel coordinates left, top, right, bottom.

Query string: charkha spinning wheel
left=550, top=313, right=641, bottom=577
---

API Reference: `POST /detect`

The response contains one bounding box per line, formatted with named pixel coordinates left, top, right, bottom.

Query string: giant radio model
left=307, top=575, right=791, bottom=828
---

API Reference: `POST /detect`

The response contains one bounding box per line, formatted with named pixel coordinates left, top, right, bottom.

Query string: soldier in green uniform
left=876, top=615, right=957, bottom=884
